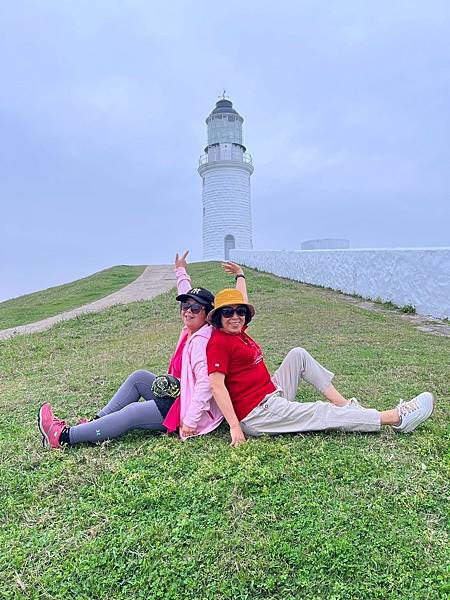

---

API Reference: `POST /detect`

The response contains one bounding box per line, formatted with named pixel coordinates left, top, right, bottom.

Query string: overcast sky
left=1, top=1, right=449, bottom=301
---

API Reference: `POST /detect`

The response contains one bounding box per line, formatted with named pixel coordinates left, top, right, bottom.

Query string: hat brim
left=176, top=293, right=211, bottom=306
left=207, top=301, right=256, bottom=324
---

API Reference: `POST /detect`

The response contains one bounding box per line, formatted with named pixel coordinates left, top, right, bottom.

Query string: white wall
left=230, top=248, right=450, bottom=319
left=301, top=238, right=350, bottom=250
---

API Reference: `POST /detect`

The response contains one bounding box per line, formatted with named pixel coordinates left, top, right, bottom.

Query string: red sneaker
left=38, top=403, right=66, bottom=449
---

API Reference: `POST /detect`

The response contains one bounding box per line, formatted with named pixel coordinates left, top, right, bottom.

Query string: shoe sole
left=403, top=392, right=435, bottom=433
left=37, top=404, right=50, bottom=448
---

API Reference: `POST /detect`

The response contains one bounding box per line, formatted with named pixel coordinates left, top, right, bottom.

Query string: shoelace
left=398, top=399, right=418, bottom=417
left=49, top=418, right=66, bottom=432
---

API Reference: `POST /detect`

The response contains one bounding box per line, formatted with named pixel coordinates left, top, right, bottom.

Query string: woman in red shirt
left=37, top=253, right=245, bottom=449
left=207, top=277, right=434, bottom=447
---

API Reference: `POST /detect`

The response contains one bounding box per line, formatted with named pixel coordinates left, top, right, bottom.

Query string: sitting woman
left=37, top=252, right=242, bottom=448
left=206, top=276, right=435, bottom=446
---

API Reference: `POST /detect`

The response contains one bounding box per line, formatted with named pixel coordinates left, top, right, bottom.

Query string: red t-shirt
left=207, top=327, right=276, bottom=421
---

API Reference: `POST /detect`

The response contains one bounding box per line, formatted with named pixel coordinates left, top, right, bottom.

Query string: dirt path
left=0, top=265, right=175, bottom=341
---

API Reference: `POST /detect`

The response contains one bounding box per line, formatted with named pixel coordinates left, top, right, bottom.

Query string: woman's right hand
left=175, top=250, right=189, bottom=269
left=230, top=424, right=246, bottom=447
left=221, top=261, right=244, bottom=277
left=180, top=422, right=197, bottom=437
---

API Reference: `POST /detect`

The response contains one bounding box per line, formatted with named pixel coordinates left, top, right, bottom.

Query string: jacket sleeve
left=182, top=337, right=212, bottom=428
left=176, top=267, right=192, bottom=295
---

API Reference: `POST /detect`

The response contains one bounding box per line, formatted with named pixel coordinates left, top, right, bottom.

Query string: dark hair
left=201, top=289, right=214, bottom=316
left=211, top=305, right=252, bottom=329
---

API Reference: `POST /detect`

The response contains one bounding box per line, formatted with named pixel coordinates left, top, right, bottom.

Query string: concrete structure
left=198, top=97, right=254, bottom=260
left=301, top=238, right=350, bottom=250
left=231, top=247, right=450, bottom=319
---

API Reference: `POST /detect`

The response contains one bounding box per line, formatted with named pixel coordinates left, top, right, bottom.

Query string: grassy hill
left=0, top=265, right=146, bottom=330
left=0, top=262, right=448, bottom=599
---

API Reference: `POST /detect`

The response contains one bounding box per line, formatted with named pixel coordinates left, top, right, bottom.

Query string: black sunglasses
left=221, top=306, right=248, bottom=318
left=180, top=302, right=205, bottom=314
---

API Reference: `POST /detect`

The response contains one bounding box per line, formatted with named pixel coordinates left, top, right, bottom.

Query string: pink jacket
left=171, top=267, right=223, bottom=438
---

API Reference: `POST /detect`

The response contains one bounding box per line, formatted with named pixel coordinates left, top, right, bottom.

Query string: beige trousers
left=240, top=348, right=381, bottom=436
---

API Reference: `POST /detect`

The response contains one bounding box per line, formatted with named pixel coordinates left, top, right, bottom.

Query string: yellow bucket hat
left=207, top=288, right=256, bottom=324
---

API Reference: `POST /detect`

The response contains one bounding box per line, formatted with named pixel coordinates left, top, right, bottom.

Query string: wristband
left=235, top=274, right=245, bottom=280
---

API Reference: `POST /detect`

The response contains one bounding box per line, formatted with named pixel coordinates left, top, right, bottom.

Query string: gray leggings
left=69, top=370, right=166, bottom=445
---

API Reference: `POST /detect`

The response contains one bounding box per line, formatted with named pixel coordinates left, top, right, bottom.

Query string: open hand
left=222, top=261, right=244, bottom=277
left=175, top=250, right=189, bottom=269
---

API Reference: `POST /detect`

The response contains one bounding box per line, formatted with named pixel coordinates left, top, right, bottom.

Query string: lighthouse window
left=208, top=116, right=242, bottom=145
left=224, top=234, right=236, bottom=260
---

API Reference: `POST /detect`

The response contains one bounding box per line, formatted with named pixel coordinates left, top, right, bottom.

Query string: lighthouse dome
left=210, top=99, right=239, bottom=115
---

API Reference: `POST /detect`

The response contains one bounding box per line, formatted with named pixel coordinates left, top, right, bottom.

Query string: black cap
left=176, top=287, right=214, bottom=307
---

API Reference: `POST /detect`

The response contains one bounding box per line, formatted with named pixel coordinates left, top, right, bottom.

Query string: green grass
left=0, top=265, right=146, bottom=330
left=373, top=298, right=417, bottom=314
left=1, top=262, right=448, bottom=599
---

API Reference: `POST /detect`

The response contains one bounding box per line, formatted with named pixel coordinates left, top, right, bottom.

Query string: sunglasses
left=180, top=302, right=205, bottom=314
left=221, top=306, right=248, bottom=318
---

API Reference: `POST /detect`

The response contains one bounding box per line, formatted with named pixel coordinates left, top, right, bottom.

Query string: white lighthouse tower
left=198, top=95, right=254, bottom=260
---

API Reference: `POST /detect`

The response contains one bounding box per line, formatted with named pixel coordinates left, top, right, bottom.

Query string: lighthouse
left=198, top=96, right=254, bottom=260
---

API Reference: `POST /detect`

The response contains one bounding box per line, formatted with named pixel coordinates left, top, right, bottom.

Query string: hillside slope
left=0, top=265, right=146, bottom=329
left=0, top=262, right=448, bottom=599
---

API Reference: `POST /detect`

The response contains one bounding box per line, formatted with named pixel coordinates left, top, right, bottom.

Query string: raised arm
left=221, top=261, right=248, bottom=302
left=175, top=250, right=192, bottom=294
left=209, top=372, right=246, bottom=447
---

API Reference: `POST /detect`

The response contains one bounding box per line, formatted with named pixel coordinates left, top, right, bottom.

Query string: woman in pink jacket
left=38, top=252, right=242, bottom=448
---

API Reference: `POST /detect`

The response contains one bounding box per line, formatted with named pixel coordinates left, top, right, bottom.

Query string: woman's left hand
left=180, top=422, right=197, bottom=437
left=222, top=261, right=244, bottom=277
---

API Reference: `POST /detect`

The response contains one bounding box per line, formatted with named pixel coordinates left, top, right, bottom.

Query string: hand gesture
left=230, top=424, right=246, bottom=447
left=222, top=261, right=244, bottom=277
left=175, top=250, right=189, bottom=269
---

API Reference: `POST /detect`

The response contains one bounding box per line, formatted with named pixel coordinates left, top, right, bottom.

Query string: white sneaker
left=346, top=397, right=364, bottom=409
left=392, top=392, right=435, bottom=433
